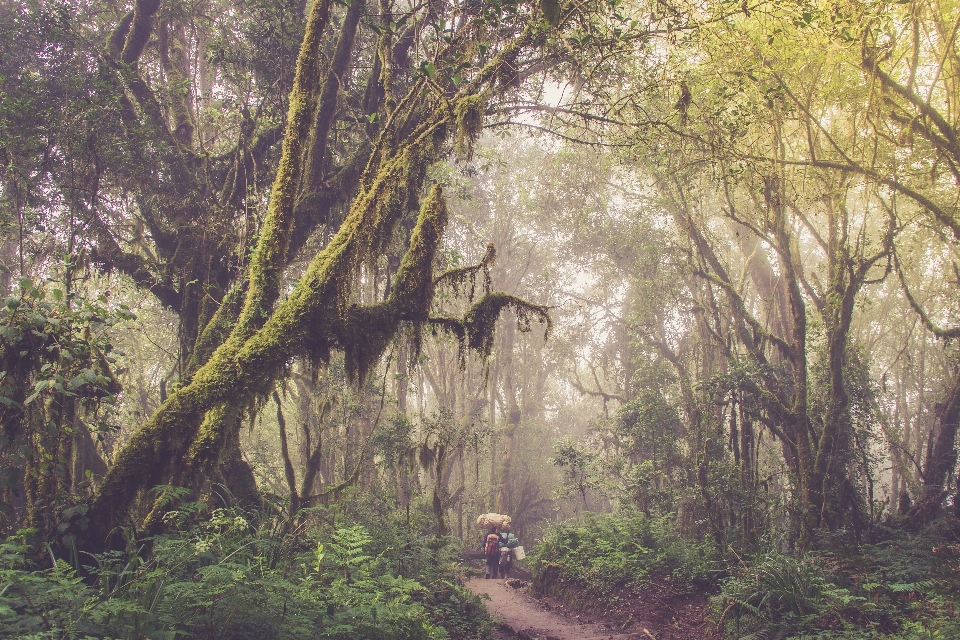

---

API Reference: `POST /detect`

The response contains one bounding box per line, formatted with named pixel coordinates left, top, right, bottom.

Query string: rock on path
left=465, top=577, right=653, bottom=640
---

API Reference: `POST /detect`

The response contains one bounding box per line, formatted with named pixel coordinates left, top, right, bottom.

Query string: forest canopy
left=2, top=0, right=960, bottom=638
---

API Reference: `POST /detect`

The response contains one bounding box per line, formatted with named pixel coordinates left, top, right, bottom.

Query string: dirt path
left=465, top=577, right=651, bottom=640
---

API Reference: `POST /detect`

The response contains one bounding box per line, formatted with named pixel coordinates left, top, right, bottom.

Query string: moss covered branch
left=430, top=292, right=552, bottom=363
left=85, top=125, right=449, bottom=544
left=299, top=0, right=364, bottom=210
left=238, top=0, right=334, bottom=334
left=433, top=242, right=496, bottom=301
left=120, top=0, right=160, bottom=65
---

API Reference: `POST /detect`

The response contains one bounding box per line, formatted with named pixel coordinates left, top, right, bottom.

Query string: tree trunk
left=496, top=320, right=519, bottom=514
left=917, top=370, right=960, bottom=513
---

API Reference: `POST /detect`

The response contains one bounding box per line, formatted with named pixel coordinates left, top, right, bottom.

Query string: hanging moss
left=433, top=242, right=495, bottom=302
left=454, top=94, right=485, bottom=159
left=337, top=303, right=398, bottom=384
left=428, top=244, right=553, bottom=367
left=427, top=315, right=468, bottom=364
left=428, top=292, right=552, bottom=367
left=338, top=185, right=449, bottom=383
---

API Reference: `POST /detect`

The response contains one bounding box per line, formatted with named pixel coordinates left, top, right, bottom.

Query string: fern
left=0, top=513, right=469, bottom=639
left=888, top=581, right=936, bottom=595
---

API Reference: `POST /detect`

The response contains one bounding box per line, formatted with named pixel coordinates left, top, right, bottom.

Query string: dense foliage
left=715, top=524, right=960, bottom=639
left=2, top=498, right=490, bottom=639
left=530, top=510, right=716, bottom=599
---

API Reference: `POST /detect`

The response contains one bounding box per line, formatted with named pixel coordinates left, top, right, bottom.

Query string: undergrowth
left=530, top=509, right=717, bottom=599
left=531, top=510, right=960, bottom=640
left=715, top=520, right=960, bottom=639
left=0, top=497, right=490, bottom=639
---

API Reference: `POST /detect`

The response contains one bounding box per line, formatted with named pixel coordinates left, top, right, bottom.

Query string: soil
left=596, top=576, right=719, bottom=640
left=464, top=565, right=718, bottom=640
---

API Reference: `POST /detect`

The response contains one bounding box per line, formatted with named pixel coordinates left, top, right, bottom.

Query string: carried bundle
left=476, top=512, right=512, bottom=530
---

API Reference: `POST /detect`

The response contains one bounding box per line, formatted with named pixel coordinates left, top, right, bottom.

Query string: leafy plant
left=0, top=277, right=132, bottom=535
left=715, top=520, right=960, bottom=639
left=532, top=509, right=716, bottom=599
left=0, top=504, right=490, bottom=639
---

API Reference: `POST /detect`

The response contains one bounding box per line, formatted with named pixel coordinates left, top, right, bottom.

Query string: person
left=498, top=546, right=513, bottom=578
left=498, top=529, right=519, bottom=579
left=483, top=528, right=501, bottom=579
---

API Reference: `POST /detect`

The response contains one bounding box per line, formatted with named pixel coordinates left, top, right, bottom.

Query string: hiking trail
left=465, top=576, right=655, bottom=640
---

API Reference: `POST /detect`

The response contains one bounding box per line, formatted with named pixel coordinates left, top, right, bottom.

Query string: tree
left=75, top=0, right=590, bottom=549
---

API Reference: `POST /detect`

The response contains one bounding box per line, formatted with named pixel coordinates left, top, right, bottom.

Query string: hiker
left=498, top=546, right=513, bottom=578
left=483, top=528, right=501, bottom=579
left=497, top=528, right=520, bottom=579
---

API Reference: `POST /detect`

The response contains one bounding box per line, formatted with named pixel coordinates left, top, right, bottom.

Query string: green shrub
left=0, top=505, right=488, bottom=639
left=715, top=535, right=960, bottom=640
left=532, top=509, right=716, bottom=598
left=716, top=551, right=868, bottom=639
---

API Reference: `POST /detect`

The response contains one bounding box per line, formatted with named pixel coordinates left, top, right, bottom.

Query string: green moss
left=337, top=185, right=449, bottom=383
left=236, top=0, right=333, bottom=335
left=185, top=283, right=245, bottom=377
left=390, top=185, right=448, bottom=316
left=434, top=242, right=496, bottom=302
left=429, top=292, right=552, bottom=366
left=454, top=95, right=485, bottom=158
left=432, top=245, right=550, bottom=365
left=187, top=403, right=232, bottom=468
left=338, top=303, right=397, bottom=384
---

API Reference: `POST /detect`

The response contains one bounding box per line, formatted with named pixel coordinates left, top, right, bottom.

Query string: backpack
left=484, top=533, right=500, bottom=557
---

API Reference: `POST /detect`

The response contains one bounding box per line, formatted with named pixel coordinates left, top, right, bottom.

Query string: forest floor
left=465, top=568, right=716, bottom=640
